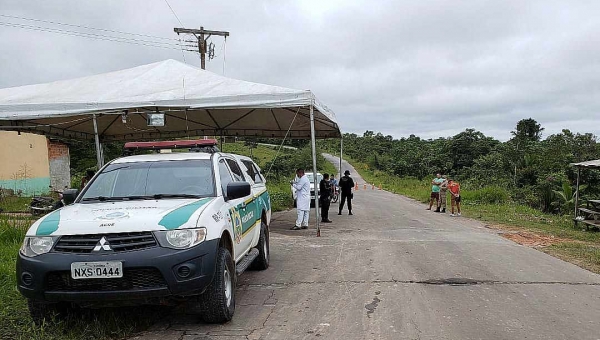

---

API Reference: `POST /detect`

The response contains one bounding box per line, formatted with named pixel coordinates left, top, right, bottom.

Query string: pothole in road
left=365, top=291, right=382, bottom=318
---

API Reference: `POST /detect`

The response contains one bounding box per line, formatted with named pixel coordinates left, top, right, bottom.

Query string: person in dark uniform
left=319, top=174, right=333, bottom=223
left=338, top=170, right=355, bottom=215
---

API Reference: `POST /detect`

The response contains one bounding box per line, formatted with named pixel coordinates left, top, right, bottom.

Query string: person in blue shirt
left=330, top=174, right=338, bottom=188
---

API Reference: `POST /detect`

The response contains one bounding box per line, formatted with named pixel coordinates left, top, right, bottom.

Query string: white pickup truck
left=291, top=172, right=323, bottom=207
left=16, top=140, right=271, bottom=324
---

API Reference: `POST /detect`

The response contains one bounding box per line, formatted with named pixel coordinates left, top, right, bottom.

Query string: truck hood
left=28, top=198, right=215, bottom=236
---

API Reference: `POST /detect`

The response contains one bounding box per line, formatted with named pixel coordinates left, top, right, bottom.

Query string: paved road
left=136, top=155, right=600, bottom=340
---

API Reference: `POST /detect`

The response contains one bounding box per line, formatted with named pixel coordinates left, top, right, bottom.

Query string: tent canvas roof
left=571, top=159, right=600, bottom=168
left=0, top=59, right=340, bottom=141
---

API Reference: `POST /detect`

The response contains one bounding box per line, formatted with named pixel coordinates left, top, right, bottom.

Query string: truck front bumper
left=16, top=238, right=220, bottom=303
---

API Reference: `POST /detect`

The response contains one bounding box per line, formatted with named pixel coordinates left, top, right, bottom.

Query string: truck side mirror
left=226, top=182, right=251, bottom=200
left=62, top=189, right=79, bottom=205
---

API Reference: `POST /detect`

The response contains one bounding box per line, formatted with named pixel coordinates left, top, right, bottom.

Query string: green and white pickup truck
left=17, top=142, right=271, bottom=324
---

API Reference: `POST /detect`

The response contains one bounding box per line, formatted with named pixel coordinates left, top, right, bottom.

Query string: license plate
left=71, top=261, right=123, bottom=279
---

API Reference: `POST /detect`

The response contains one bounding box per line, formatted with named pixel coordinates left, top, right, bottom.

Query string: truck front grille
left=46, top=268, right=166, bottom=292
left=53, top=232, right=157, bottom=254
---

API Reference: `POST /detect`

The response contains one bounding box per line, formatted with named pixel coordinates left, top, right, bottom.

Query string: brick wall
left=47, top=140, right=71, bottom=189
left=48, top=141, right=69, bottom=160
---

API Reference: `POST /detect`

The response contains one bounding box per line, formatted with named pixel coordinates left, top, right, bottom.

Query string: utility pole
left=174, top=27, right=229, bottom=69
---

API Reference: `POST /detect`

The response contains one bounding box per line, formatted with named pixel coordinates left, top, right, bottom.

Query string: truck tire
left=200, top=247, right=236, bottom=323
left=250, top=222, right=269, bottom=270
left=28, top=299, right=69, bottom=326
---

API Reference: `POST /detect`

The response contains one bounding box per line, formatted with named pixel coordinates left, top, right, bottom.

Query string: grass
left=544, top=243, right=600, bottom=274
left=346, top=156, right=600, bottom=273
left=0, top=196, right=31, bottom=213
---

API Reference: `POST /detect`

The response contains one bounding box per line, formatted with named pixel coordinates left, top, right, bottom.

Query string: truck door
left=223, top=158, right=256, bottom=259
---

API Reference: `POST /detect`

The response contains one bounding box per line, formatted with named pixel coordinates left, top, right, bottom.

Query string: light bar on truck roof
left=124, top=139, right=218, bottom=150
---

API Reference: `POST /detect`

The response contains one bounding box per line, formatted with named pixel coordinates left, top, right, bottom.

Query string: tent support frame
left=309, top=98, right=321, bottom=237
left=340, top=136, right=343, bottom=181
left=92, top=114, right=104, bottom=169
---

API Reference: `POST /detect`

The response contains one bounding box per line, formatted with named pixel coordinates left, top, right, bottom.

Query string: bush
left=464, top=186, right=509, bottom=204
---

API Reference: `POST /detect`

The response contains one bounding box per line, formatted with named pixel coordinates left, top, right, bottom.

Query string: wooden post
left=174, top=27, right=229, bottom=70
left=575, top=167, right=581, bottom=217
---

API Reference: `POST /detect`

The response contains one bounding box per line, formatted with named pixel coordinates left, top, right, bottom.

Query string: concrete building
left=0, top=131, right=70, bottom=195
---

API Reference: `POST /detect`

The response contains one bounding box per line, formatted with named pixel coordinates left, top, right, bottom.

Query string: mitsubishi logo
left=93, top=237, right=112, bottom=251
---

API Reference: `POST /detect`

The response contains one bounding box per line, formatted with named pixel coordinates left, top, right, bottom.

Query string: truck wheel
left=251, top=222, right=269, bottom=270
left=200, top=247, right=236, bottom=323
left=28, top=299, right=69, bottom=326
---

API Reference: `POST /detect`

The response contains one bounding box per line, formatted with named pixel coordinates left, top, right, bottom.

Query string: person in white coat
left=291, top=168, right=311, bottom=230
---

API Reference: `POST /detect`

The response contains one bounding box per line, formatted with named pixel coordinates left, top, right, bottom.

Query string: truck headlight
left=155, top=228, right=207, bottom=249
left=20, top=237, right=57, bottom=257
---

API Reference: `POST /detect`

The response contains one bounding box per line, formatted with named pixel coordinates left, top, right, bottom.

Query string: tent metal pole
left=575, top=167, right=580, bottom=216
left=92, top=114, right=103, bottom=169
left=340, top=136, right=343, bottom=180
left=220, top=130, right=224, bottom=151
left=309, top=98, right=321, bottom=237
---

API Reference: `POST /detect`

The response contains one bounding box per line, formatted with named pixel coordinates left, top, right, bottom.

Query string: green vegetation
left=0, top=196, right=30, bottom=213
left=320, top=119, right=600, bottom=273
left=321, top=119, right=600, bottom=215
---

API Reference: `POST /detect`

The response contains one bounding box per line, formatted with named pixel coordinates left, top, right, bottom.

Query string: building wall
left=48, top=140, right=71, bottom=190
left=0, top=131, right=51, bottom=195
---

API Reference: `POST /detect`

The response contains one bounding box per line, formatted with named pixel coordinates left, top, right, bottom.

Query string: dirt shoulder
left=485, top=224, right=600, bottom=274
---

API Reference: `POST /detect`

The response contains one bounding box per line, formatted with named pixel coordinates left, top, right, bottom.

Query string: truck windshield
left=81, top=160, right=214, bottom=201
left=305, top=173, right=323, bottom=183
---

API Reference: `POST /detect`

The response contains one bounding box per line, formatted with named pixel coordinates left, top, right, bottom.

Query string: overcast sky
left=1, top=0, right=599, bottom=141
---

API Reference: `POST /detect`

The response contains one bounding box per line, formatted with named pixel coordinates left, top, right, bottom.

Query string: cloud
left=0, top=0, right=598, bottom=141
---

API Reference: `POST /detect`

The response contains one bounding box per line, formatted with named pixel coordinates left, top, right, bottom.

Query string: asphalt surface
left=134, top=155, right=600, bottom=340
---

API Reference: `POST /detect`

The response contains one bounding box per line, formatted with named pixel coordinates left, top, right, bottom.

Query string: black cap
left=344, top=170, right=350, bottom=175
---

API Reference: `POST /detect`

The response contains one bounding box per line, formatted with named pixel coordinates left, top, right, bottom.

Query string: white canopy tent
left=0, top=59, right=342, bottom=234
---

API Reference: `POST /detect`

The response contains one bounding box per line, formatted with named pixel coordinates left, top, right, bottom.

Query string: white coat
left=292, top=175, right=311, bottom=211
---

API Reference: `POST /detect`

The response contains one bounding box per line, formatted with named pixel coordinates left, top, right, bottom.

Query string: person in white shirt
left=291, top=168, right=311, bottom=230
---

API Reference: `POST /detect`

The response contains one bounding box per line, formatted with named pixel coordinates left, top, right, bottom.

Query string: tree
left=511, top=118, right=544, bottom=142
left=447, top=129, right=499, bottom=172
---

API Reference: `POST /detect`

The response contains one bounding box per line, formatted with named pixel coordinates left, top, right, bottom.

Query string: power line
left=0, top=21, right=186, bottom=47
left=0, top=21, right=197, bottom=51
left=163, top=0, right=184, bottom=27
left=0, top=13, right=179, bottom=41
left=161, top=0, right=192, bottom=63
